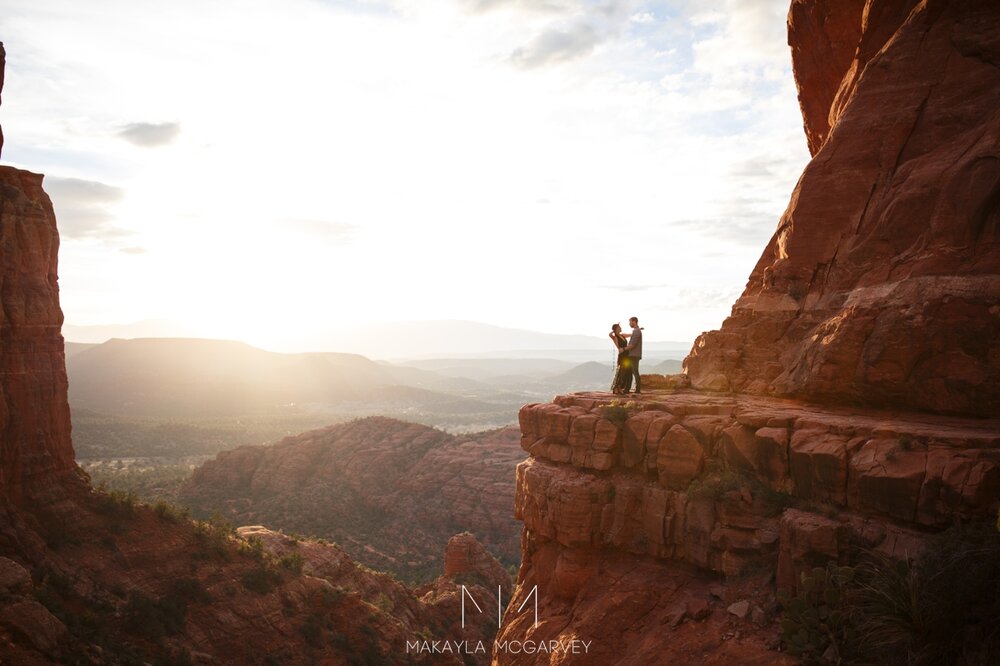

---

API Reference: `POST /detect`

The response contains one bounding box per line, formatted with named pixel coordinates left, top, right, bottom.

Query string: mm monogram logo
left=460, top=585, right=538, bottom=629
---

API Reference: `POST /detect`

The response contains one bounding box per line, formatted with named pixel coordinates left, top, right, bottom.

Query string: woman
left=609, top=323, right=631, bottom=394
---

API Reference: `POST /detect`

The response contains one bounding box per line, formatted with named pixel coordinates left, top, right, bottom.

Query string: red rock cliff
left=0, top=165, right=78, bottom=503
left=685, top=0, right=1000, bottom=417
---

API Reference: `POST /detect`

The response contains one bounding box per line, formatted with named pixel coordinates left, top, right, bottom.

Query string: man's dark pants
left=623, top=357, right=640, bottom=393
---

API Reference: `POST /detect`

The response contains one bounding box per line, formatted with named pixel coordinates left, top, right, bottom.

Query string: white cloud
left=508, top=21, right=601, bottom=68
left=44, top=176, right=128, bottom=239
left=117, top=121, right=181, bottom=147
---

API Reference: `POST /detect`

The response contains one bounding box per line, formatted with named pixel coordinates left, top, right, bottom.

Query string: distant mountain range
left=67, top=338, right=395, bottom=417
left=64, top=319, right=692, bottom=361
left=65, top=336, right=687, bottom=425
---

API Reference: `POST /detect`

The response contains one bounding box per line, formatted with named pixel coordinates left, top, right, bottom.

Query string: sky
left=0, top=0, right=810, bottom=354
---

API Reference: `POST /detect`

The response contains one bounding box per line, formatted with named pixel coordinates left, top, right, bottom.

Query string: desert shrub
left=193, top=513, right=234, bottom=559
left=852, top=521, right=1000, bottom=664
left=123, top=591, right=186, bottom=640
left=169, top=577, right=212, bottom=604
left=237, top=535, right=266, bottom=561
left=779, top=520, right=1000, bottom=664
left=153, top=500, right=190, bottom=523
left=95, top=487, right=139, bottom=518
left=348, top=626, right=385, bottom=666
left=40, top=517, right=82, bottom=549
left=123, top=578, right=212, bottom=641
left=373, top=592, right=394, bottom=613
left=241, top=565, right=282, bottom=594
left=279, top=552, right=305, bottom=574
left=321, top=586, right=348, bottom=606
left=300, top=612, right=331, bottom=648
left=684, top=458, right=793, bottom=515
left=778, top=563, right=855, bottom=662
left=686, top=466, right=741, bottom=501
left=601, top=400, right=637, bottom=428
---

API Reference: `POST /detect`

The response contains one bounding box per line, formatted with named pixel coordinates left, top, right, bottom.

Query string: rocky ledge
left=493, top=388, right=999, bottom=663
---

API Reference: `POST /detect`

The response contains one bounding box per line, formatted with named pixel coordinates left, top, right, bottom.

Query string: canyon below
left=2, top=0, right=1000, bottom=664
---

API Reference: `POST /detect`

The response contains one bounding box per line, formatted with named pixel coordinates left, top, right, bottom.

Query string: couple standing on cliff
left=609, top=316, right=643, bottom=395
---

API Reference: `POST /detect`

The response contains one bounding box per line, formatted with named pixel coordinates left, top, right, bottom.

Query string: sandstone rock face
left=686, top=0, right=1000, bottom=417
left=443, top=532, right=512, bottom=597
left=497, top=391, right=1000, bottom=660
left=496, top=540, right=795, bottom=666
left=518, top=394, right=998, bottom=566
left=0, top=600, right=67, bottom=657
left=180, top=417, right=525, bottom=581
left=0, top=166, right=78, bottom=504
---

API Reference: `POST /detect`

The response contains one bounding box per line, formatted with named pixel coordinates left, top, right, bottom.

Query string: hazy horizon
left=62, top=317, right=694, bottom=359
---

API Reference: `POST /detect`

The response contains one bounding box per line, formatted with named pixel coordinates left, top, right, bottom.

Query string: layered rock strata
left=515, top=393, right=998, bottom=584
left=494, top=392, right=999, bottom=663
left=686, top=0, right=1000, bottom=417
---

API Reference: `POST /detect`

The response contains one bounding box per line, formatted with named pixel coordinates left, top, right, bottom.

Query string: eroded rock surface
left=686, top=0, right=1000, bottom=417
left=496, top=391, right=1000, bottom=663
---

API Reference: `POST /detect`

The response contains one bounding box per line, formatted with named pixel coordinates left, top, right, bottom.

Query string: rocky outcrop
left=0, top=501, right=509, bottom=664
left=0, top=165, right=79, bottom=505
left=686, top=0, right=1000, bottom=417
left=442, top=532, right=512, bottom=595
left=496, top=392, right=999, bottom=662
left=179, top=417, right=525, bottom=581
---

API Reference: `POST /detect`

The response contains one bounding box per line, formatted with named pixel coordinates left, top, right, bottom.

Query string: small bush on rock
left=778, top=563, right=855, bottom=662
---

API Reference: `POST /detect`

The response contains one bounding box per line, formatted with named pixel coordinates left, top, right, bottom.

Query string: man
left=622, top=316, right=643, bottom=394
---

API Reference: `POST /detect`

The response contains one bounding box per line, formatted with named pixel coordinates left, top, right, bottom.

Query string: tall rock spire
left=0, top=43, right=79, bottom=504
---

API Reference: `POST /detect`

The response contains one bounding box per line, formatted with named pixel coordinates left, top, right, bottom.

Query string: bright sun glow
left=1, top=0, right=810, bottom=353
